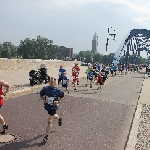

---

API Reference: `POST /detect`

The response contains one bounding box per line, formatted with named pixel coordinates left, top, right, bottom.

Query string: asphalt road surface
left=0, top=72, right=144, bottom=150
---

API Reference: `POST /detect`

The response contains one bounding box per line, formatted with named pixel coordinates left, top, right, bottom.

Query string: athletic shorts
left=47, top=109, right=56, bottom=116
left=0, top=105, right=2, bottom=108
left=73, top=79, right=77, bottom=83
left=111, top=70, right=113, bottom=74
left=58, top=78, right=63, bottom=83
left=97, top=82, right=103, bottom=85
left=62, top=85, right=68, bottom=89
left=89, top=78, right=93, bottom=81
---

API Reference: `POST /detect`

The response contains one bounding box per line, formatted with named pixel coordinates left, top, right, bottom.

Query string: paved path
left=126, top=74, right=150, bottom=150
left=0, top=71, right=144, bottom=150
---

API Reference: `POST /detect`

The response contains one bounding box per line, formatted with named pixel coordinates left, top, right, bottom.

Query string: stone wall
left=0, top=58, right=81, bottom=71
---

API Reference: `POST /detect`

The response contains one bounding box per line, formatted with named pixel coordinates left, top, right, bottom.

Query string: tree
left=93, top=52, right=101, bottom=62
left=17, top=36, right=58, bottom=59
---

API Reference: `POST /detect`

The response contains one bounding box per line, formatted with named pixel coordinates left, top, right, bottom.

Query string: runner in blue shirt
left=113, top=65, right=117, bottom=76
left=58, top=65, right=66, bottom=86
left=62, top=72, right=69, bottom=94
left=40, top=77, right=64, bottom=143
left=88, top=69, right=94, bottom=88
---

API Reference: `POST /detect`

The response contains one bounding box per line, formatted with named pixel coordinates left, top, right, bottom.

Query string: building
left=91, top=33, right=98, bottom=55
left=58, top=46, right=73, bottom=60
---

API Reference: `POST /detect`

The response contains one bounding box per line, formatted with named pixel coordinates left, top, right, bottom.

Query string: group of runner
left=0, top=61, right=145, bottom=143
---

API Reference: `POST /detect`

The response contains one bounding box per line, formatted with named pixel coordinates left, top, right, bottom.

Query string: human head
left=75, top=63, right=78, bottom=66
left=49, top=77, right=56, bottom=88
left=60, top=65, right=63, bottom=69
left=63, top=72, right=67, bottom=77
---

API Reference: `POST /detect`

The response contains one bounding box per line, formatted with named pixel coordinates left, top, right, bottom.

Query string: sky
left=1, top=0, right=150, bottom=58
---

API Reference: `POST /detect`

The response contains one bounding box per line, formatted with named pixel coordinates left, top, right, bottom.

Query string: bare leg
left=46, top=115, right=53, bottom=136
left=0, top=115, right=5, bottom=126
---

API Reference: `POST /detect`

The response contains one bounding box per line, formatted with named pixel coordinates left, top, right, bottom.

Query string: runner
left=120, top=63, right=124, bottom=75
left=97, top=72, right=102, bottom=92
left=130, top=64, right=133, bottom=74
left=101, top=66, right=107, bottom=84
left=113, top=64, right=117, bottom=76
left=62, top=72, right=69, bottom=94
left=85, top=66, right=91, bottom=86
left=72, top=67, right=78, bottom=90
left=88, top=69, right=94, bottom=88
left=58, top=65, right=66, bottom=86
left=72, top=63, right=80, bottom=85
left=110, top=63, right=114, bottom=76
left=40, top=77, right=64, bottom=143
left=0, top=80, right=11, bottom=134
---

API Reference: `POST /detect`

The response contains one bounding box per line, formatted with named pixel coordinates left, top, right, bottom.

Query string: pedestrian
left=97, top=72, right=102, bottom=91
left=88, top=69, right=94, bottom=88
left=0, top=80, right=11, bottom=134
left=58, top=65, right=66, bottom=86
left=40, top=77, right=64, bottom=143
left=110, top=63, right=114, bottom=76
left=72, top=63, right=80, bottom=85
left=72, top=67, right=78, bottom=90
left=62, top=72, right=69, bottom=94
left=85, top=65, right=91, bottom=86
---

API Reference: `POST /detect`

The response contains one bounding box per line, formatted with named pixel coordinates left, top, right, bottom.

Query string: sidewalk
left=0, top=66, right=88, bottom=98
left=126, top=76, right=150, bottom=150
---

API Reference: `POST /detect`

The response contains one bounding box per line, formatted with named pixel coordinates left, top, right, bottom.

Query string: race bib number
left=59, top=72, right=61, bottom=75
left=73, top=76, right=76, bottom=79
left=63, top=80, right=67, bottom=84
left=46, top=97, right=55, bottom=105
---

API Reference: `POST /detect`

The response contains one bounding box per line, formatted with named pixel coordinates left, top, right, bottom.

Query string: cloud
left=50, top=0, right=150, bottom=25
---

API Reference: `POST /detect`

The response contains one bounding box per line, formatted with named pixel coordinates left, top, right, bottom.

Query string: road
left=0, top=72, right=144, bottom=150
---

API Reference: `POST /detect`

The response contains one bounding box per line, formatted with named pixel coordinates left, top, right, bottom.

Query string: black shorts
left=0, top=105, right=2, bottom=108
left=47, top=110, right=56, bottom=116
left=89, top=78, right=93, bottom=81
left=97, top=82, right=102, bottom=85
left=58, top=78, right=63, bottom=84
left=62, top=85, right=68, bottom=89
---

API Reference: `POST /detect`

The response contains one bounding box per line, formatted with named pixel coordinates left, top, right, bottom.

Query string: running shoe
left=43, top=135, right=48, bottom=143
left=0, top=124, right=8, bottom=135
left=58, top=118, right=62, bottom=126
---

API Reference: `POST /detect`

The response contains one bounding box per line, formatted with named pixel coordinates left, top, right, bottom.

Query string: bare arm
left=40, top=96, right=48, bottom=103
left=0, top=80, right=11, bottom=95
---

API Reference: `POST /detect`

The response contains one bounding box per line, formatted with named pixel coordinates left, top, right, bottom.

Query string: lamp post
left=105, top=27, right=116, bottom=63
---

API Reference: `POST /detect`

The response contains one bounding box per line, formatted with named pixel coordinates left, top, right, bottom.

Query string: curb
left=125, top=78, right=145, bottom=150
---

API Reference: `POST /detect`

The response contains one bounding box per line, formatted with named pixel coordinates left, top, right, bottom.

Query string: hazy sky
left=1, top=0, right=150, bottom=58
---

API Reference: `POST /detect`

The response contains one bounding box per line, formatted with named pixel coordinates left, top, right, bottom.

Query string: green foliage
left=17, top=36, right=58, bottom=59
left=0, top=42, right=17, bottom=58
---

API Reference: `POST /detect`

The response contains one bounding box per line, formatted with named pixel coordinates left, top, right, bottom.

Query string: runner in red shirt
left=72, top=67, right=78, bottom=90
left=72, top=63, right=80, bottom=85
left=0, top=80, right=11, bottom=134
left=97, top=72, right=102, bottom=92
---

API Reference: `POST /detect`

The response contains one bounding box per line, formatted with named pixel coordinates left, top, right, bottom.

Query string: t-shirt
left=58, top=68, right=66, bottom=78
left=97, top=64, right=101, bottom=71
left=113, top=66, right=117, bottom=71
left=110, top=66, right=114, bottom=71
left=97, top=75, right=102, bottom=82
left=101, top=69, right=106, bottom=77
left=62, top=76, right=69, bottom=87
left=88, top=71, right=94, bottom=79
left=40, top=86, right=64, bottom=110
left=86, top=68, right=91, bottom=75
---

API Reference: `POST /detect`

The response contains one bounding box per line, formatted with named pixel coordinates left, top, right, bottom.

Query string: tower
left=91, top=33, right=98, bottom=55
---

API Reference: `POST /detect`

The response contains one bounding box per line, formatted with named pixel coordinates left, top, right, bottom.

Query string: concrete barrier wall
left=0, top=58, right=81, bottom=71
